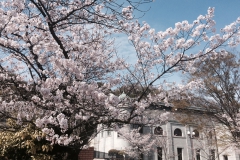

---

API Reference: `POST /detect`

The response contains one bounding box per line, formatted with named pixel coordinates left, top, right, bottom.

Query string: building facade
left=93, top=108, right=240, bottom=160
left=93, top=93, right=240, bottom=160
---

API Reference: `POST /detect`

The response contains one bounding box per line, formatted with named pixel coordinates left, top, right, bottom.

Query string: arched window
left=208, top=131, right=213, bottom=139
left=174, top=128, right=182, bottom=136
left=132, top=124, right=143, bottom=133
left=154, top=127, right=163, bottom=135
left=193, top=129, right=199, bottom=138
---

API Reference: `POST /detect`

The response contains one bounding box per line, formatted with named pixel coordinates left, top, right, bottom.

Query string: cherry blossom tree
left=0, top=0, right=240, bottom=159
left=187, top=52, right=240, bottom=145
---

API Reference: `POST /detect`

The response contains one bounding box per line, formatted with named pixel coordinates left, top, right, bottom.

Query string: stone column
left=166, top=122, right=175, bottom=160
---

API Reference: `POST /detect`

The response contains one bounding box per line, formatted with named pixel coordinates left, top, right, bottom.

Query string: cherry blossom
left=0, top=1, right=239, bottom=159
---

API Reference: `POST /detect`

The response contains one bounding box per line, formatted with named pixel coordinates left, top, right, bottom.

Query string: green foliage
left=108, top=149, right=125, bottom=158
left=0, top=119, right=53, bottom=160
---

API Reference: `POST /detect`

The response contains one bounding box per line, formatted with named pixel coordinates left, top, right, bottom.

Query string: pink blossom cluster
left=0, top=0, right=239, bottom=157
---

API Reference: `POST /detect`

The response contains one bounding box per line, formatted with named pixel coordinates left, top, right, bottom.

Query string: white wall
left=94, top=119, right=240, bottom=160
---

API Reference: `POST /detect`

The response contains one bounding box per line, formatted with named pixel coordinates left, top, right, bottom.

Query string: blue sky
left=116, top=0, right=240, bottom=84
left=137, top=0, right=240, bottom=31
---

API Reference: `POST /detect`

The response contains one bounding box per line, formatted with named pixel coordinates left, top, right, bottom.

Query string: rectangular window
left=223, top=155, right=228, bottom=160
left=196, top=149, right=200, bottom=160
left=132, top=124, right=143, bottom=133
left=210, top=149, right=215, bottom=160
left=177, top=148, right=182, bottom=160
left=117, top=123, right=123, bottom=137
left=148, top=153, right=153, bottom=160
left=139, top=126, right=143, bottom=133
left=117, top=132, right=121, bottom=137
left=157, top=147, right=162, bottom=160
left=0, top=117, right=5, bottom=122
left=101, top=131, right=104, bottom=137
left=107, top=130, right=111, bottom=136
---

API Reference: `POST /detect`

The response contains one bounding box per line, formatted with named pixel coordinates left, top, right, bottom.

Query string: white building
left=93, top=95, right=240, bottom=160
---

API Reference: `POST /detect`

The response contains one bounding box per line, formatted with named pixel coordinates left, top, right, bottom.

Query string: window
left=101, top=131, right=104, bottom=137
left=177, top=148, right=182, bottom=160
left=107, top=130, right=111, bottom=136
left=154, top=127, right=163, bottom=135
left=117, top=132, right=121, bottom=137
left=223, top=155, right=228, bottom=160
left=193, top=129, right=200, bottom=138
left=117, top=123, right=123, bottom=137
left=208, top=131, right=213, bottom=139
left=232, top=131, right=240, bottom=139
left=137, top=146, right=144, bottom=159
left=0, top=116, right=5, bottom=122
left=148, top=153, right=153, bottom=160
left=174, top=128, right=182, bottom=136
left=157, top=147, right=162, bottom=160
left=209, top=149, right=215, bottom=160
left=132, top=124, right=143, bottom=133
left=196, top=149, right=200, bottom=160
left=117, top=123, right=123, bottom=128
left=139, top=126, right=143, bottom=134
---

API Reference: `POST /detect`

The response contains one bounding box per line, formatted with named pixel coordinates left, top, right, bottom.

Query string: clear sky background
left=116, top=0, right=240, bottom=84
left=116, top=0, right=240, bottom=83
left=144, top=0, right=240, bottom=80
left=137, top=0, right=240, bottom=31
